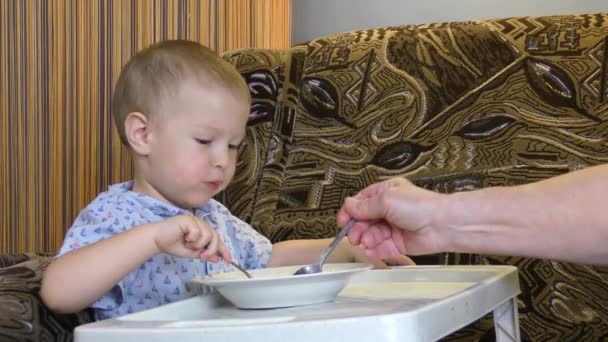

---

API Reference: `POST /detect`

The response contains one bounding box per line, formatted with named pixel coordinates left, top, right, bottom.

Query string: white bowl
left=195, top=263, right=372, bottom=309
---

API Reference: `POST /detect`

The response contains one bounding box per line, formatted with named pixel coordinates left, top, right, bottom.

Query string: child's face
left=143, top=81, right=249, bottom=210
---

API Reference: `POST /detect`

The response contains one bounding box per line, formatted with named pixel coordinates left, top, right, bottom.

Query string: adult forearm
left=41, top=223, right=160, bottom=313
left=439, top=164, right=608, bottom=265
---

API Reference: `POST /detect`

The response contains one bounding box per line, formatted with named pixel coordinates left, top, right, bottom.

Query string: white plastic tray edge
left=75, top=265, right=520, bottom=342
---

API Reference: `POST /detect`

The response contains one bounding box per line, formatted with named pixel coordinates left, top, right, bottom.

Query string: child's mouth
left=207, top=181, right=222, bottom=191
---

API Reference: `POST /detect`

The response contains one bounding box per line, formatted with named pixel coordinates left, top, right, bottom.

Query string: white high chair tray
left=75, top=265, right=521, bottom=342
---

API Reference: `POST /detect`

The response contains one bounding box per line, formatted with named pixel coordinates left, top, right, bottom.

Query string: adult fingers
left=348, top=222, right=367, bottom=245
left=360, top=224, right=389, bottom=249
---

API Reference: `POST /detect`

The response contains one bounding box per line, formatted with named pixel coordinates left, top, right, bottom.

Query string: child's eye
left=229, top=141, right=244, bottom=150
left=195, top=139, right=211, bottom=145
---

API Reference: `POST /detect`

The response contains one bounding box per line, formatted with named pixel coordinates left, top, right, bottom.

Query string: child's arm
left=41, top=215, right=231, bottom=314
left=267, top=238, right=414, bottom=267
left=41, top=223, right=160, bottom=314
left=268, top=239, right=352, bottom=267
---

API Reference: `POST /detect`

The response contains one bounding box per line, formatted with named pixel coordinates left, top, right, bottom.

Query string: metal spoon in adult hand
left=293, top=219, right=357, bottom=276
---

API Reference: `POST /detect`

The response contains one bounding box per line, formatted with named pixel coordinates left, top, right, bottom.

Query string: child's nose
left=212, top=147, right=230, bottom=168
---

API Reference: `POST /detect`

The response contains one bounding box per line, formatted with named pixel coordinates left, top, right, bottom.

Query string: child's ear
left=124, top=112, right=151, bottom=155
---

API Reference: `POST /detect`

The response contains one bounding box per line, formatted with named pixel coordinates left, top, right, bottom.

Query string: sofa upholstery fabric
left=0, top=254, right=93, bottom=341
left=220, top=13, right=608, bottom=341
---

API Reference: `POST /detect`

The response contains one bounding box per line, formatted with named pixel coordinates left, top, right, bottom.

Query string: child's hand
left=349, top=243, right=415, bottom=269
left=153, top=215, right=232, bottom=264
left=374, top=254, right=416, bottom=268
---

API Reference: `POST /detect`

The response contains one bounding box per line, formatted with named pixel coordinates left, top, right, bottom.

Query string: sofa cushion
left=0, top=254, right=32, bottom=268
left=0, top=254, right=93, bottom=341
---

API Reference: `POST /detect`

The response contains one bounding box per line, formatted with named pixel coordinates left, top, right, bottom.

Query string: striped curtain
left=0, top=0, right=290, bottom=254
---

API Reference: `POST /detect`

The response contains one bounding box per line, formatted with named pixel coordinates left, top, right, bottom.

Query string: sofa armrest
left=0, top=254, right=94, bottom=341
left=0, top=253, right=35, bottom=268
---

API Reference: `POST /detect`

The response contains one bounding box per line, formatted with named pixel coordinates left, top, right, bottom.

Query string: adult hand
left=337, top=177, right=446, bottom=258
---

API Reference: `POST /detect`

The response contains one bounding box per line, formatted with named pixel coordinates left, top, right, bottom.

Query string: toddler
left=41, top=40, right=413, bottom=320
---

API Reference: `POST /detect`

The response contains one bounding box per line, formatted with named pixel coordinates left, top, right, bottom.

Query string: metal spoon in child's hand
left=230, top=261, right=252, bottom=279
left=293, top=219, right=356, bottom=276
left=220, top=256, right=252, bottom=279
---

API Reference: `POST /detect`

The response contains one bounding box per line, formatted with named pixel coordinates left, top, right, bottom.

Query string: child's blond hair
left=112, top=40, right=250, bottom=146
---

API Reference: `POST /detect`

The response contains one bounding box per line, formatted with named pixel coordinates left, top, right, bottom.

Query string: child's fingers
left=217, top=243, right=232, bottom=264
left=384, top=255, right=415, bottom=266
left=199, top=252, right=220, bottom=263
left=185, top=234, right=210, bottom=250
left=186, top=220, right=213, bottom=249
left=183, top=223, right=200, bottom=242
left=199, top=233, right=214, bottom=250
left=366, top=260, right=387, bottom=269
left=198, top=233, right=220, bottom=261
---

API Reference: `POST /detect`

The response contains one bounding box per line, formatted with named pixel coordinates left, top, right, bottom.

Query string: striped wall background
left=0, top=0, right=290, bottom=254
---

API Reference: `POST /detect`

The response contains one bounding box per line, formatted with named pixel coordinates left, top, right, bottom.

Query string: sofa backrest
left=224, top=13, right=608, bottom=242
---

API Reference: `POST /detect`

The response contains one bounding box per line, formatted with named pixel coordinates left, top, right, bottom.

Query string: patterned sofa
left=2, top=13, right=608, bottom=341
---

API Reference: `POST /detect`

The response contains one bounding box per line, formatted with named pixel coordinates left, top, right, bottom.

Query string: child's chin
left=190, top=196, right=212, bottom=208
